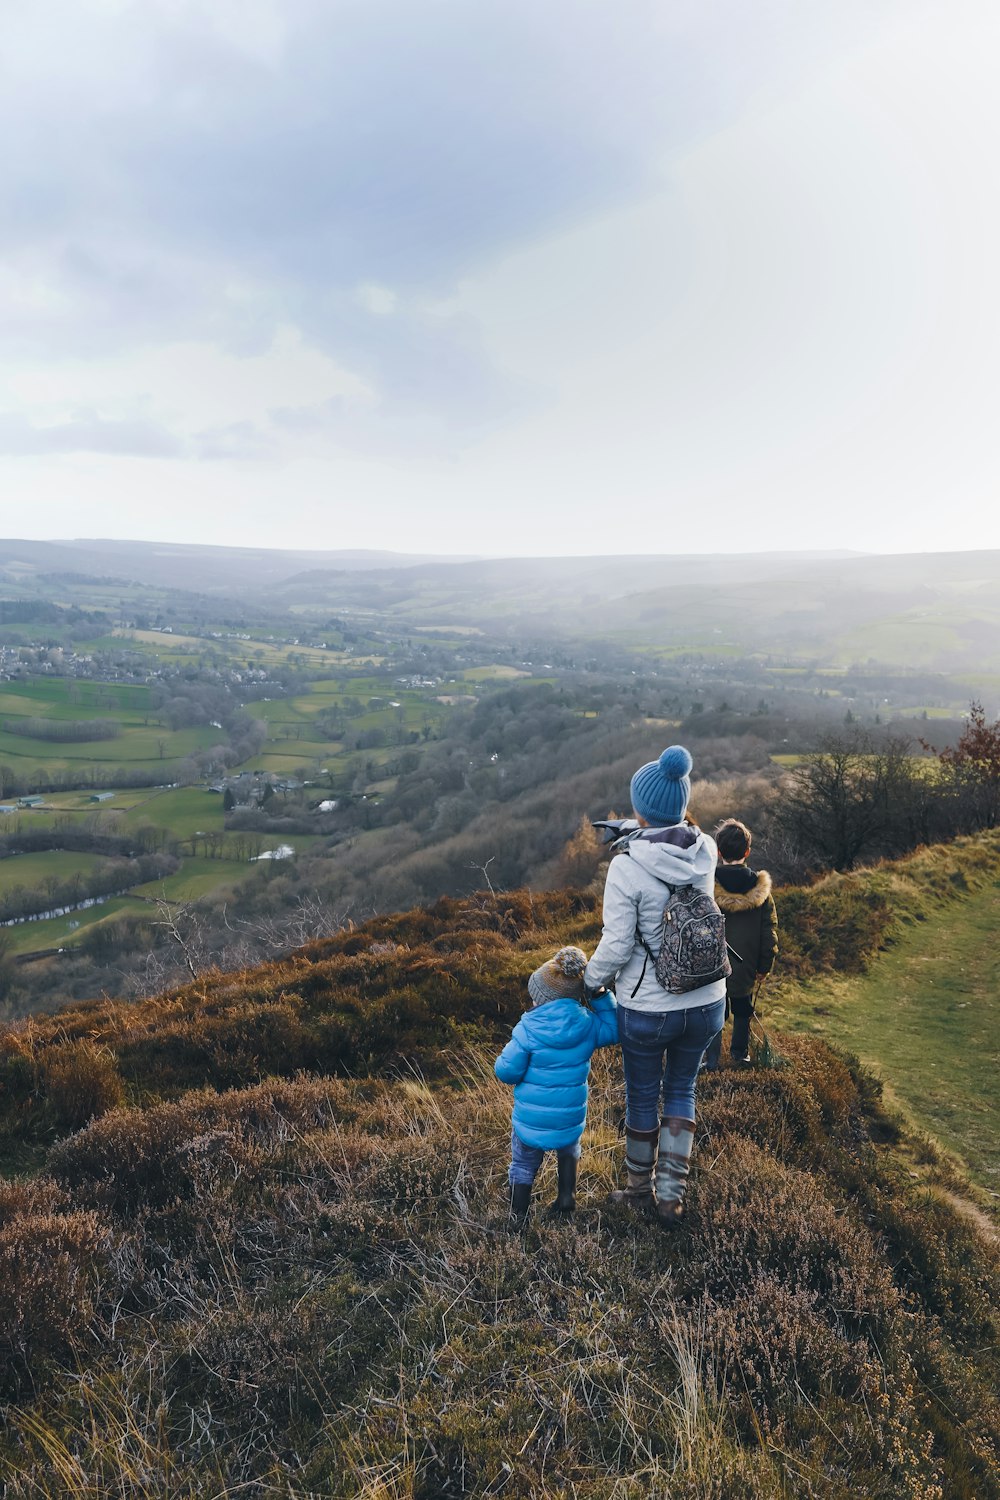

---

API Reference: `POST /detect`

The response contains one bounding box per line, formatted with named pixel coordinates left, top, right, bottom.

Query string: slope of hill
left=0, top=539, right=479, bottom=594
left=768, top=876, right=1000, bottom=1193
left=0, top=836, right=998, bottom=1496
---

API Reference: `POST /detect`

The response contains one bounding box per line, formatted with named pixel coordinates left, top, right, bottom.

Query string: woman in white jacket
left=584, top=745, right=725, bottom=1227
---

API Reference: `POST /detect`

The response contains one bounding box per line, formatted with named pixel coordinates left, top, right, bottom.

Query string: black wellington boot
left=549, top=1155, right=577, bottom=1215
left=508, top=1182, right=532, bottom=1230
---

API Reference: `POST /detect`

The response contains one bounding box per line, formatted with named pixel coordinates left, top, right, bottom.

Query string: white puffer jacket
left=584, top=824, right=726, bottom=1013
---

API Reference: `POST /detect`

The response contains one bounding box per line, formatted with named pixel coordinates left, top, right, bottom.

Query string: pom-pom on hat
left=528, top=946, right=588, bottom=1007
left=630, top=744, right=693, bottom=826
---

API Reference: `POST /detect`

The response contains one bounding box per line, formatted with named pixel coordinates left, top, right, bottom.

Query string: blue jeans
left=619, top=1000, right=726, bottom=1130
left=509, top=1129, right=581, bottom=1186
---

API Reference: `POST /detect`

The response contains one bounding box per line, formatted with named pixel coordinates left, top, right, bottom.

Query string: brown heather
left=3, top=831, right=999, bottom=1144
left=0, top=833, right=997, bottom=1495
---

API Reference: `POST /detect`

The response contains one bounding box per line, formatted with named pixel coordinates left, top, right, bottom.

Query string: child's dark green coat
left=715, top=866, right=778, bottom=996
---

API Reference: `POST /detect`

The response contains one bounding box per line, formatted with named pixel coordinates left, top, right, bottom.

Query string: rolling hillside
left=4, top=539, right=1000, bottom=676
left=0, top=835, right=998, bottom=1495
left=768, top=876, right=1000, bottom=1193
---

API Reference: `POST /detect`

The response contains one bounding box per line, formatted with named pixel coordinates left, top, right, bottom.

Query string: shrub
left=48, top=1075, right=375, bottom=1216
left=0, top=1208, right=111, bottom=1393
left=40, top=1040, right=125, bottom=1131
left=0, top=1175, right=67, bottom=1226
left=0, top=1034, right=997, bottom=1494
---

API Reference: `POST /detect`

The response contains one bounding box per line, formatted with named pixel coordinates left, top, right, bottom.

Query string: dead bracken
left=0, top=836, right=997, bottom=1496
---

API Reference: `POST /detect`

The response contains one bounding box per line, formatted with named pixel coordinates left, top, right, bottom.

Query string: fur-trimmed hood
left=714, top=868, right=772, bottom=913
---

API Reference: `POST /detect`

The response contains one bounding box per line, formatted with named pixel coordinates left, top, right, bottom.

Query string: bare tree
left=778, top=729, right=918, bottom=871
left=144, top=896, right=213, bottom=982
left=468, top=855, right=499, bottom=897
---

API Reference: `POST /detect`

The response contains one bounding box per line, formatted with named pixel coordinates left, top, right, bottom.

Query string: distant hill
left=3, top=537, right=1000, bottom=674
left=0, top=538, right=481, bottom=594
left=270, top=547, right=1000, bottom=672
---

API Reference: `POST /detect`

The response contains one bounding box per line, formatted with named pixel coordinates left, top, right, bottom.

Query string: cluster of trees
left=2, top=717, right=122, bottom=742
left=0, top=598, right=107, bottom=647
left=0, top=851, right=177, bottom=925
left=778, top=703, right=1000, bottom=871
left=0, top=761, right=189, bottom=798
left=0, top=822, right=172, bottom=859
left=934, top=700, right=1000, bottom=830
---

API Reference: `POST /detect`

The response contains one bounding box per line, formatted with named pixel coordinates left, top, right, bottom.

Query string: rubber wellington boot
left=654, top=1117, right=695, bottom=1229
left=508, top=1182, right=532, bottom=1230
left=610, top=1126, right=658, bottom=1211
left=549, top=1154, right=577, bottom=1214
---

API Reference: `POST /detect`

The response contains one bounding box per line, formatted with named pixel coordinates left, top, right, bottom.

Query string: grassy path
left=766, top=878, right=1000, bottom=1194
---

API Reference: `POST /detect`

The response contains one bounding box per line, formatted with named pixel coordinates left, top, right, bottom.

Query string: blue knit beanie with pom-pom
left=630, top=745, right=693, bottom=826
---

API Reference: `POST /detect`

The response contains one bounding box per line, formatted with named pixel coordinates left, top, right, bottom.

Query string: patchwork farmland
left=0, top=648, right=465, bottom=961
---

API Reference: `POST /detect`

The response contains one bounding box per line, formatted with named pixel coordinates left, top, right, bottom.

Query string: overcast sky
left=2, top=0, right=998, bottom=556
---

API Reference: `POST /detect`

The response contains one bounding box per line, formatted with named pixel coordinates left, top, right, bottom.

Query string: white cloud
left=2, top=0, right=999, bottom=555
left=447, top=0, right=1000, bottom=553
left=355, top=284, right=398, bottom=318
left=0, top=326, right=374, bottom=454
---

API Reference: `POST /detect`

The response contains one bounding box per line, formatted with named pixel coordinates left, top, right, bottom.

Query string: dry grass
left=0, top=836, right=999, bottom=1494
left=2, top=831, right=1000, bottom=1153
left=0, top=1036, right=995, bottom=1497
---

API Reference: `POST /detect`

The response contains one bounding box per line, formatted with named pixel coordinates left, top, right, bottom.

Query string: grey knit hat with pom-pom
left=527, top=946, right=589, bottom=1007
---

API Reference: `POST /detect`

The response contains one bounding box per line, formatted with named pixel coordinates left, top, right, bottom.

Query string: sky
left=1, top=0, right=999, bottom=557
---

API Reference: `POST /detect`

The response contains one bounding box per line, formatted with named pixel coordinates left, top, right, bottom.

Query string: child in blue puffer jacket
left=495, top=946, right=618, bottom=1227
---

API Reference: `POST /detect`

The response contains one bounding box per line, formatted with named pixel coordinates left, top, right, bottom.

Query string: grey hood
left=625, top=824, right=718, bottom=887
left=584, top=821, right=726, bottom=1012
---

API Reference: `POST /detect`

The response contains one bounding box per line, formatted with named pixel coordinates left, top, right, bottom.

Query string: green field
left=767, top=879, right=1000, bottom=1192
left=461, top=665, right=531, bottom=682
left=0, top=848, right=111, bottom=895
left=246, top=750, right=332, bottom=774
left=0, top=787, right=227, bottom=842
left=0, top=664, right=462, bottom=954
left=97, top=629, right=383, bottom=672
left=833, top=613, right=993, bottom=670
left=0, top=681, right=224, bottom=769
left=120, top=785, right=226, bottom=840
left=0, top=680, right=151, bottom=718
left=2, top=843, right=312, bottom=955
left=893, top=705, right=960, bottom=719
left=0, top=722, right=220, bottom=766
left=132, top=856, right=256, bottom=902
left=2, top=895, right=139, bottom=955
left=0, top=666, right=454, bottom=790
left=0, top=785, right=312, bottom=955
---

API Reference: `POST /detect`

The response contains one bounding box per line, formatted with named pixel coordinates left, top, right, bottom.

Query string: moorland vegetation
left=0, top=833, right=998, bottom=1496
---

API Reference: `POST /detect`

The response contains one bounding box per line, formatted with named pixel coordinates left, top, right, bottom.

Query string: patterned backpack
left=632, top=881, right=732, bottom=997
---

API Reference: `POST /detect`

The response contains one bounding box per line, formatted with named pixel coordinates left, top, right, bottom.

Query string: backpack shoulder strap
left=629, top=878, right=681, bottom=999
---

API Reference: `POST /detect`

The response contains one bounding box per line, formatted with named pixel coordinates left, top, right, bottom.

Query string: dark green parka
left=714, top=866, right=778, bottom=999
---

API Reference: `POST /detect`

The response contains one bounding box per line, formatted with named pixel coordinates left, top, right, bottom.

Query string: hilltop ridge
left=1, top=835, right=999, bottom=1496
